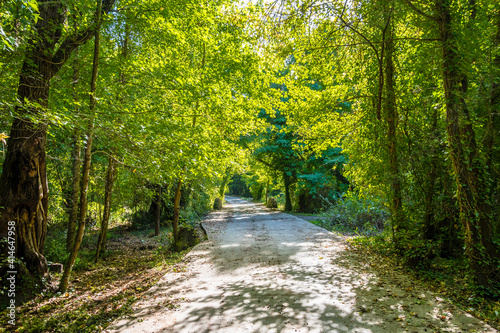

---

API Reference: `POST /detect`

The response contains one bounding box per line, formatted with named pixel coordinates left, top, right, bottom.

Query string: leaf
left=0, top=132, right=9, bottom=145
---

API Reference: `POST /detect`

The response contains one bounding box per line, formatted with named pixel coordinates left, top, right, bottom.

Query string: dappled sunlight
left=220, top=243, right=241, bottom=248
left=108, top=197, right=496, bottom=333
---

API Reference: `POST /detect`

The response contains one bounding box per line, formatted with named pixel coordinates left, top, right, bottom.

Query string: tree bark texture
left=0, top=0, right=115, bottom=282
left=283, top=172, right=293, bottom=211
left=435, top=0, right=498, bottom=292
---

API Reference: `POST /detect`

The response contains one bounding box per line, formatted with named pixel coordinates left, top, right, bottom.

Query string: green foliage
left=322, top=193, right=389, bottom=236
left=266, top=197, right=278, bottom=209
left=228, top=174, right=252, bottom=197
left=213, top=197, right=223, bottom=210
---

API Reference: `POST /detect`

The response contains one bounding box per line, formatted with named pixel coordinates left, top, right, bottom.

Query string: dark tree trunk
left=435, top=0, right=498, bottom=293
left=485, top=15, right=500, bottom=203
left=95, top=156, right=117, bottom=262
left=423, top=107, right=439, bottom=240
left=172, top=179, right=183, bottom=250
left=283, top=172, right=293, bottom=211
left=0, top=0, right=68, bottom=280
left=155, top=185, right=162, bottom=236
left=0, top=0, right=115, bottom=285
left=383, top=9, right=405, bottom=243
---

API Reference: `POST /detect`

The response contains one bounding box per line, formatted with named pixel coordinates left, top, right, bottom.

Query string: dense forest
left=0, top=0, right=499, bottom=331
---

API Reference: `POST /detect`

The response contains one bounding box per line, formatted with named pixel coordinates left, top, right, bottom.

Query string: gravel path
left=108, top=196, right=497, bottom=333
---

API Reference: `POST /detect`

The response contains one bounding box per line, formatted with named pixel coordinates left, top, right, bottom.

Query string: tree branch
left=51, top=0, right=116, bottom=73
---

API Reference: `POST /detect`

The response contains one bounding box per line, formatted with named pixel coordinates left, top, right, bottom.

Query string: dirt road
left=108, top=196, right=497, bottom=333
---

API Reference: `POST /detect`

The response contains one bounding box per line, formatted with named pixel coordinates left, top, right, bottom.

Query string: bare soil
left=107, top=196, right=497, bottom=333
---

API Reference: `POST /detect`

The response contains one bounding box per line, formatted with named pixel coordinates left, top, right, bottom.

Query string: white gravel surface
left=108, top=196, right=497, bottom=333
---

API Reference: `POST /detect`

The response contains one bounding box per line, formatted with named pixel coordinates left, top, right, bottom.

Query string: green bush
left=266, top=197, right=278, bottom=208
left=213, top=197, right=223, bottom=210
left=128, top=210, right=155, bottom=230
left=323, top=193, right=388, bottom=235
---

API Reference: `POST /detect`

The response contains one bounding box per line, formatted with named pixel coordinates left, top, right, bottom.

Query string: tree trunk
left=0, top=0, right=114, bottom=285
left=67, top=53, right=82, bottom=252
left=485, top=15, right=500, bottom=200
left=155, top=184, right=162, bottom=236
left=0, top=0, right=68, bottom=280
left=383, top=7, right=405, bottom=244
left=283, top=172, right=293, bottom=211
left=266, top=179, right=270, bottom=205
left=60, top=1, right=102, bottom=292
left=95, top=156, right=117, bottom=262
left=172, top=179, right=183, bottom=250
left=423, top=107, right=439, bottom=240
left=219, top=167, right=232, bottom=201
left=435, top=0, right=498, bottom=293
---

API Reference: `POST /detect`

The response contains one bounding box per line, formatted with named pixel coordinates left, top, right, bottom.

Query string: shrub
left=213, top=197, right=223, bottom=210
left=129, top=210, right=155, bottom=230
left=323, top=193, right=388, bottom=235
left=266, top=197, right=278, bottom=209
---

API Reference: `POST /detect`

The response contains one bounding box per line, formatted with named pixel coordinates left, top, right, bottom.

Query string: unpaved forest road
left=108, top=197, right=497, bottom=333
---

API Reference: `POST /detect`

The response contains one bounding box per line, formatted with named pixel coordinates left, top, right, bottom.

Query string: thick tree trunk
left=485, top=16, right=500, bottom=200
left=423, top=108, right=439, bottom=240
left=95, top=157, right=117, bottom=262
left=435, top=0, right=498, bottom=293
left=0, top=0, right=114, bottom=285
left=60, top=2, right=102, bottom=291
left=0, top=0, right=67, bottom=280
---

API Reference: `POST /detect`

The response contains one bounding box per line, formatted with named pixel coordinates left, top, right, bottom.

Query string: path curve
left=108, top=196, right=497, bottom=333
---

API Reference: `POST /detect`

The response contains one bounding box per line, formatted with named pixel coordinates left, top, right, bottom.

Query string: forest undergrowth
left=299, top=196, right=500, bottom=329
left=0, top=220, right=190, bottom=333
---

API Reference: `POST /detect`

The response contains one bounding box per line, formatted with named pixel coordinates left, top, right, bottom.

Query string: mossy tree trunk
left=435, top=0, right=498, bottom=293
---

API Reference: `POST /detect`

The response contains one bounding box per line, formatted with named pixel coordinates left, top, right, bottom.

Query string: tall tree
left=0, top=0, right=115, bottom=282
left=432, top=0, right=498, bottom=292
left=60, top=0, right=104, bottom=293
